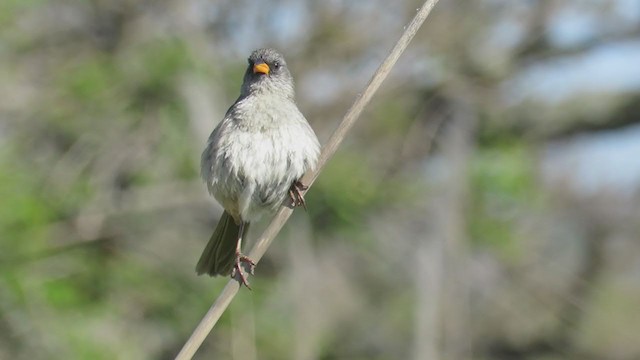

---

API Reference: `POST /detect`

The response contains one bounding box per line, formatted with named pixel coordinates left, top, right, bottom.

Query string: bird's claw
left=289, top=181, right=308, bottom=210
left=231, top=253, right=256, bottom=289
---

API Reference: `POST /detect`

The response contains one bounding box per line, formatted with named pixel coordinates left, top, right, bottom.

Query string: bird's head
left=241, top=48, right=295, bottom=99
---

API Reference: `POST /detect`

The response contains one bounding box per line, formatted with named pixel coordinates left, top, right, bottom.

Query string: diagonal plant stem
left=175, top=1, right=440, bottom=358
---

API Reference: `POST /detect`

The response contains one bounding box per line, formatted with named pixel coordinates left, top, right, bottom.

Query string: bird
left=197, top=48, right=320, bottom=288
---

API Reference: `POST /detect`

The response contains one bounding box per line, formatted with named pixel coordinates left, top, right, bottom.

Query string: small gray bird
left=197, top=48, right=320, bottom=288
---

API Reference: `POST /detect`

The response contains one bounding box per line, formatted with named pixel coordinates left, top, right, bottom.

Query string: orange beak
left=253, top=62, right=270, bottom=75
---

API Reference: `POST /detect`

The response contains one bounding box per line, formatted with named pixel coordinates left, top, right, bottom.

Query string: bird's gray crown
left=248, top=48, right=287, bottom=69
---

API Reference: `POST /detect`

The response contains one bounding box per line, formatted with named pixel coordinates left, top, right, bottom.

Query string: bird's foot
left=288, top=180, right=308, bottom=210
left=231, top=253, right=256, bottom=289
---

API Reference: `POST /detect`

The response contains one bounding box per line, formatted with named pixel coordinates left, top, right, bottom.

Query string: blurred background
left=1, top=0, right=640, bottom=359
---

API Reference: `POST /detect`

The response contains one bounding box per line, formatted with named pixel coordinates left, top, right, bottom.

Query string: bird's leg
left=288, top=180, right=309, bottom=210
left=231, top=222, right=255, bottom=289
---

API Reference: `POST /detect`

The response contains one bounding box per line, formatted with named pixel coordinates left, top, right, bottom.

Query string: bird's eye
left=273, top=61, right=280, bottom=69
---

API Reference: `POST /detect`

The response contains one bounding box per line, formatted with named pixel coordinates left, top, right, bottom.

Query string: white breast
left=205, top=95, right=320, bottom=222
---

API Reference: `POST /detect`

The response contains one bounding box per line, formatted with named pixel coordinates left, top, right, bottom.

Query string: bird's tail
left=196, top=211, right=242, bottom=276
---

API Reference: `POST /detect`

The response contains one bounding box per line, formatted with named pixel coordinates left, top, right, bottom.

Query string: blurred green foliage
left=470, top=141, right=538, bottom=261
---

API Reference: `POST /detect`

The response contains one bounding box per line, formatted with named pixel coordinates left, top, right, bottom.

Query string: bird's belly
left=215, top=130, right=307, bottom=221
